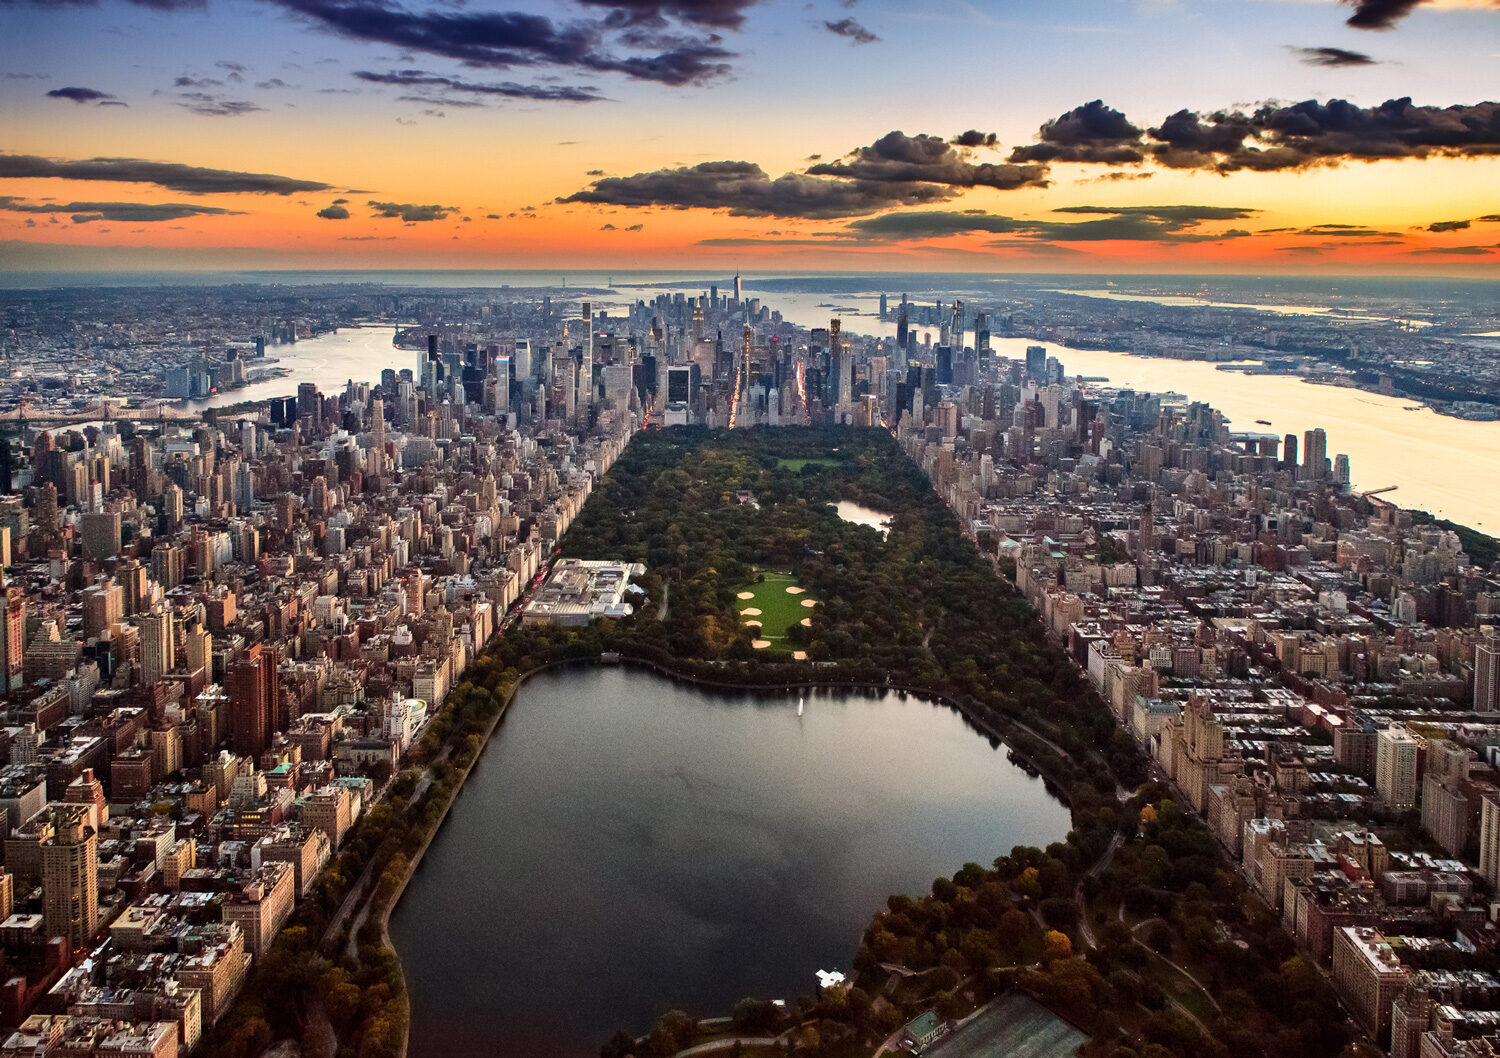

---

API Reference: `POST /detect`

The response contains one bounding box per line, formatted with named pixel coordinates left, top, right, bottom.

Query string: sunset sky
left=2, top=0, right=1498, bottom=273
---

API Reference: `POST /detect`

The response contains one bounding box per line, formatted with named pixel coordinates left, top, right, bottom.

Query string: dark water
left=390, top=666, right=1070, bottom=1058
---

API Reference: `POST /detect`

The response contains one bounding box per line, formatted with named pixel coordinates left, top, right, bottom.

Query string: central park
left=200, top=425, right=1361, bottom=1058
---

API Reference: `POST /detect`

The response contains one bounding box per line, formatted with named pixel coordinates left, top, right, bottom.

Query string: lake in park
left=390, top=665, right=1070, bottom=1057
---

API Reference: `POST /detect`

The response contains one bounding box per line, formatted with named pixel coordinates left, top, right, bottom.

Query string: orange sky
left=3, top=0, right=1499, bottom=273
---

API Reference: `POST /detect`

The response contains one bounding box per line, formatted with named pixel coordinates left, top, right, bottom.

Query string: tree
left=1043, top=930, right=1073, bottom=964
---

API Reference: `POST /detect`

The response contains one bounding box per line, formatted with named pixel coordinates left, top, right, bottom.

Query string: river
left=389, top=666, right=1070, bottom=1057
left=190, top=326, right=410, bottom=409
left=994, top=339, right=1500, bottom=534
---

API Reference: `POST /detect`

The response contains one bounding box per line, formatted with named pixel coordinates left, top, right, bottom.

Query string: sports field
left=775, top=457, right=842, bottom=472
left=733, top=572, right=815, bottom=651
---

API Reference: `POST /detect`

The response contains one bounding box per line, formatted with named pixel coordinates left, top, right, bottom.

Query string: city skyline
left=3, top=0, right=1500, bottom=274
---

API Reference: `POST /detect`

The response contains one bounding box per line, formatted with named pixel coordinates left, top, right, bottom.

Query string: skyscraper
left=1303, top=427, right=1328, bottom=479
left=42, top=803, right=98, bottom=950
left=1375, top=725, right=1418, bottom=808
left=1026, top=345, right=1047, bottom=381
left=137, top=606, right=174, bottom=685
left=1475, top=641, right=1499, bottom=713
left=229, top=643, right=277, bottom=759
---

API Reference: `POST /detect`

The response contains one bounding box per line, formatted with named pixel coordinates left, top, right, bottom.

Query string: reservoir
left=390, top=665, right=1070, bottom=1058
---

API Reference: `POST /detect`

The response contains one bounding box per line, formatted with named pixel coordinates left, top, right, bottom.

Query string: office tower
left=82, top=582, right=123, bottom=638
left=896, top=302, right=909, bottom=351
left=296, top=382, right=322, bottom=433
left=975, top=313, right=991, bottom=359
left=228, top=643, right=277, bottom=759
left=1334, top=454, right=1351, bottom=487
left=733, top=272, right=742, bottom=304
left=79, top=510, right=121, bottom=562
left=234, top=462, right=255, bottom=512
left=879, top=293, right=888, bottom=319
left=137, top=606, right=174, bottom=685
left=514, top=339, right=532, bottom=381
left=1283, top=433, right=1298, bottom=471
left=1476, top=641, right=1499, bottom=713
left=0, top=588, right=24, bottom=692
left=42, top=803, right=98, bottom=950
left=493, top=358, right=510, bottom=415
left=1025, top=345, right=1046, bottom=381
left=1303, top=427, right=1327, bottom=478
left=1375, top=725, right=1418, bottom=807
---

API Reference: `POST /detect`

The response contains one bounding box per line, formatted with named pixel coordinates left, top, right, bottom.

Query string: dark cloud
left=845, top=206, right=1253, bottom=244
left=600, top=222, right=617, bottom=230
left=846, top=211, right=1026, bottom=238
left=807, top=131, right=1048, bottom=191
left=1428, top=219, right=1471, bottom=231
left=1024, top=97, right=1500, bottom=174
left=0, top=151, right=331, bottom=193
left=173, top=76, right=223, bottom=88
left=625, top=222, right=643, bottom=231
left=1292, top=223, right=1400, bottom=236
left=256, top=78, right=291, bottom=89
left=1407, top=244, right=1497, bottom=255
left=316, top=204, right=351, bottom=219
left=261, top=0, right=736, bottom=86
left=0, top=197, right=243, bottom=222
left=354, top=69, right=603, bottom=101
left=952, top=130, right=997, bottom=148
left=176, top=93, right=267, bottom=116
left=1051, top=204, right=1257, bottom=222
left=1342, top=0, right=1426, bottom=29
left=46, top=86, right=118, bottom=103
left=1009, top=100, right=1146, bottom=164
left=560, top=159, right=954, bottom=218
left=367, top=200, right=456, bottom=221
left=823, top=16, right=877, bottom=43
left=573, top=0, right=758, bottom=30
left=1293, top=46, right=1378, bottom=66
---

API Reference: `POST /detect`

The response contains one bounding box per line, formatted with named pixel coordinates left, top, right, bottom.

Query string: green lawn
left=733, top=572, right=814, bottom=648
left=775, top=457, right=842, bottom=472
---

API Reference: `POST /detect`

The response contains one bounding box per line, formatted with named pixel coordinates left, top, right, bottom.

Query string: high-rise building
left=1303, top=427, right=1328, bottom=479
left=296, top=382, right=322, bottom=433
left=137, top=606, right=174, bottom=685
left=1375, top=725, right=1419, bottom=808
left=1332, top=926, right=1409, bottom=1042
left=1026, top=345, right=1047, bottom=381
left=79, top=510, right=121, bottom=562
left=228, top=643, right=277, bottom=759
left=41, top=803, right=98, bottom=950
left=1475, top=641, right=1499, bottom=713
left=1479, top=792, right=1500, bottom=894
left=0, top=588, right=24, bottom=692
left=1283, top=433, right=1298, bottom=471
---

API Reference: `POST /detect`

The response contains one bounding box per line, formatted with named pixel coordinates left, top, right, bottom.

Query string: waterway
left=189, top=325, right=409, bottom=409
left=833, top=500, right=892, bottom=538
left=390, top=666, right=1069, bottom=1058
left=991, top=338, right=1500, bottom=534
